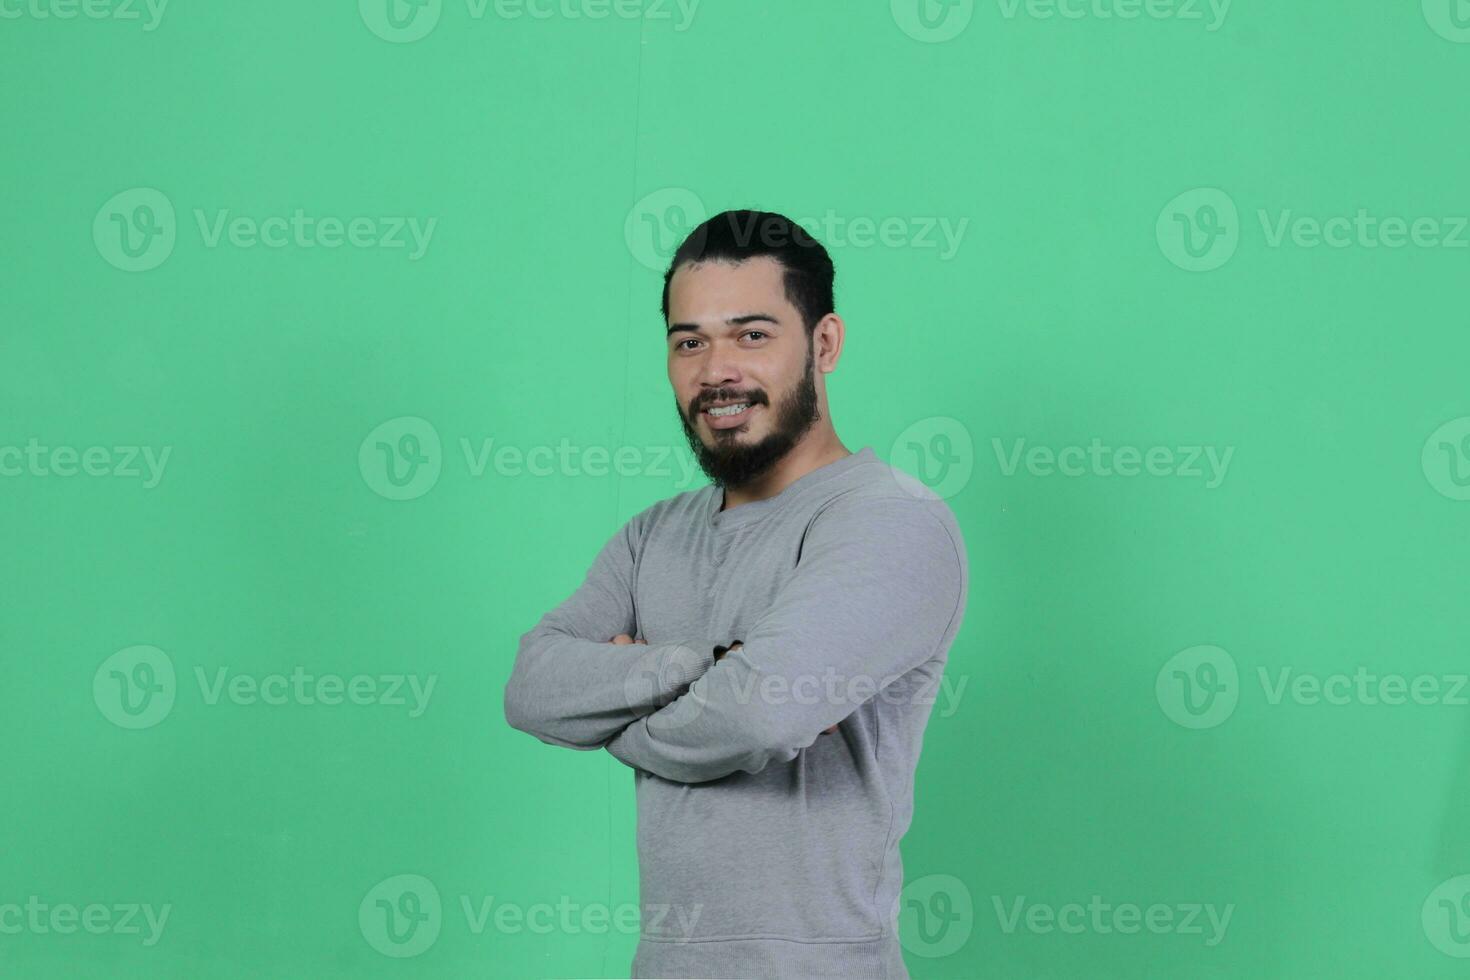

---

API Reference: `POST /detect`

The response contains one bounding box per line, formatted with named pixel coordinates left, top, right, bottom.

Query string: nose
left=695, top=341, right=742, bottom=395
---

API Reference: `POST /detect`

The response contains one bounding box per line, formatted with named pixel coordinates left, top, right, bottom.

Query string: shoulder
left=816, top=454, right=965, bottom=543
left=807, top=456, right=967, bottom=574
left=621, top=482, right=714, bottom=540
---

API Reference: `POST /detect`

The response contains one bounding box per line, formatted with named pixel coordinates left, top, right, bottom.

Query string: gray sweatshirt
left=503, top=446, right=968, bottom=979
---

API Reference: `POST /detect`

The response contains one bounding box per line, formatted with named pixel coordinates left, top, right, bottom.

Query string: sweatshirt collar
left=706, top=447, right=874, bottom=532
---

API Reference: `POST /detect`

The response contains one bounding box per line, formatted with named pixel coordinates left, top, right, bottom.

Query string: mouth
left=700, top=400, right=759, bottom=430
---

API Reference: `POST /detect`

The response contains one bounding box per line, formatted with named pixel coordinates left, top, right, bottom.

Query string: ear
left=812, top=313, right=845, bottom=372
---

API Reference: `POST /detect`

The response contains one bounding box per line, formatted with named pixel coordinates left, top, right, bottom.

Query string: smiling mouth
left=699, top=399, right=761, bottom=430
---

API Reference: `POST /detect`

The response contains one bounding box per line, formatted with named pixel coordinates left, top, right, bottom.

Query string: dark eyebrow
left=666, top=313, right=780, bottom=338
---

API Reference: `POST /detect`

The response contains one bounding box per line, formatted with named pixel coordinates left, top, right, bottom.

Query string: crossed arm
left=503, top=496, right=964, bottom=783
left=611, top=633, right=840, bottom=734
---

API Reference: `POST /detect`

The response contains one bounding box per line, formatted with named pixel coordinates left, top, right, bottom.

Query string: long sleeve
left=503, top=513, right=723, bottom=750
left=603, top=494, right=966, bottom=783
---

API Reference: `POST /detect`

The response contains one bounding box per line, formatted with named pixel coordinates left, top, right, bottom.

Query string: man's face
left=665, top=256, right=820, bottom=489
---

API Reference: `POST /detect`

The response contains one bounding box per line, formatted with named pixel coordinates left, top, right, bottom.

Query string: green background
left=3, top=0, right=1469, bottom=976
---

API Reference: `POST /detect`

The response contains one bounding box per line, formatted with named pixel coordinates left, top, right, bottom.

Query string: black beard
left=677, top=337, right=821, bottom=492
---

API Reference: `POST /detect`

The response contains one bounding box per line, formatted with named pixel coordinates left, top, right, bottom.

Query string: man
left=503, top=210, right=968, bottom=979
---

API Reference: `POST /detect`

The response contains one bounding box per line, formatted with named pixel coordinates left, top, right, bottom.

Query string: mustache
left=692, top=391, right=768, bottom=413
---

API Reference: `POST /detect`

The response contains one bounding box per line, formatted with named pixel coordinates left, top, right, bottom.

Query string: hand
left=721, top=642, right=838, bottom=735
left=611, top=633, right=646, bottom=645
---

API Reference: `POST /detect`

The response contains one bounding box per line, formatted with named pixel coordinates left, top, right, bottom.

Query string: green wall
left=4, top=1, right=1469, bottom=976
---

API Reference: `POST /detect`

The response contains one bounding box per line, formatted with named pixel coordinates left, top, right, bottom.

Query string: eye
left=743, top=331, right=767, bottom=341
left=675, top=339, right=700, bottom=351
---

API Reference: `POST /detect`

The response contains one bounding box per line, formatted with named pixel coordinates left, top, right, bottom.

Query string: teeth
left=707, top=403, right=750, bottom=417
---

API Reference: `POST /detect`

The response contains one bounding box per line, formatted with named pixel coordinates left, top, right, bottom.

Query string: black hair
left=660, top=209, right=836, bottom=336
